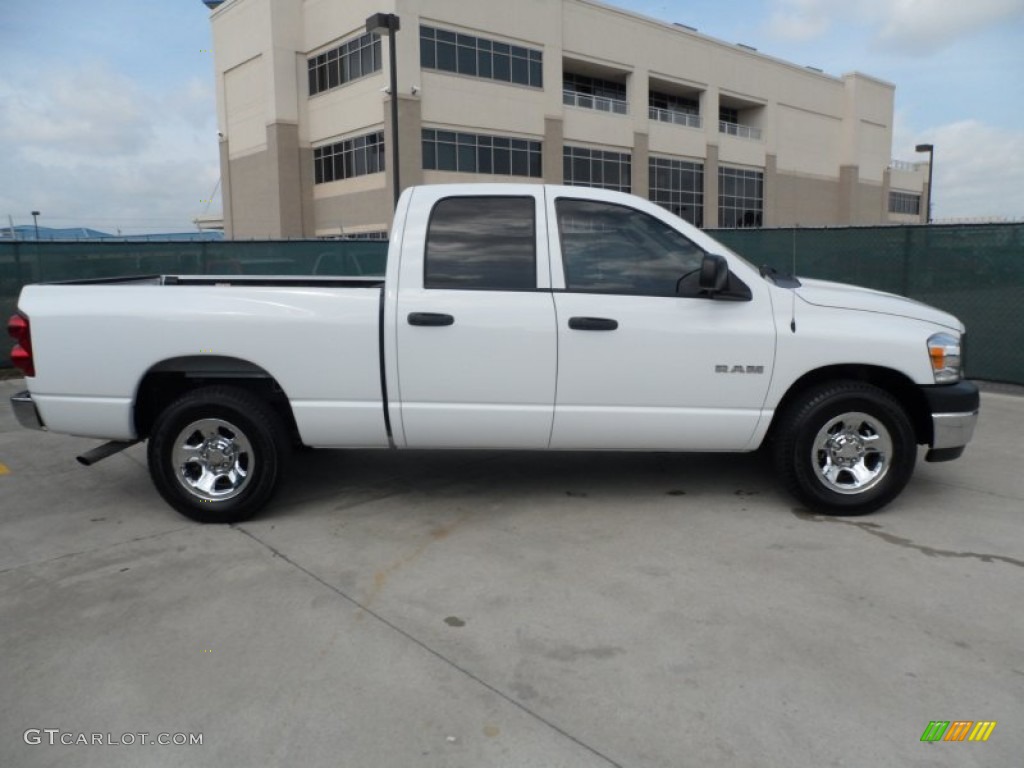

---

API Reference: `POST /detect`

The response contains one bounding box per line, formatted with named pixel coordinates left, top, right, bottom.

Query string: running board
left=77, top=440, right=140, bottom=467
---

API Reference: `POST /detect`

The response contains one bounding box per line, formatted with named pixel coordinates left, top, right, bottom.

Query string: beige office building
left=208, top=0, right=930, bottom=238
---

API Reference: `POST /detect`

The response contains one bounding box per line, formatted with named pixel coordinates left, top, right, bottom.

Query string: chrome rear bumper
left=10, top=391, right=45, bottom=431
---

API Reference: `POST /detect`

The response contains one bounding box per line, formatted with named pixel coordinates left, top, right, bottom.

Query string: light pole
left=366, top=12, right=401, bottom=210
left=915, top=143, right=934, bottom=223
left=31, top=211, right=40, bottom=240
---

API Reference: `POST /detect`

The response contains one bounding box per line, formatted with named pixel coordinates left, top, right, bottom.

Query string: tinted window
left=556, top=199, right=704, bottom=297
left=425, top=197, right=536, bottom=291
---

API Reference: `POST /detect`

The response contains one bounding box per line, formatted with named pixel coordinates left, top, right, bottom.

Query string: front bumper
left=10, top=391, right=46, bottom=431
left=921, top=381, right=979, bottom=462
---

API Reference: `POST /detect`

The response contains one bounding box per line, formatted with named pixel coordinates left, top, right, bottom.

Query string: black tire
left=773, top=381, right=916, bottom=515
left=147, top=386, right=289, bottom=524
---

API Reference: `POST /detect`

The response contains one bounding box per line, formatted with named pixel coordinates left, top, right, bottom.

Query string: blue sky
left=1, top=0, right=1022, bottom=232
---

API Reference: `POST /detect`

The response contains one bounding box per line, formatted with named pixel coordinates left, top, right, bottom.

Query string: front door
left=547, top=194, right=775, bottom=451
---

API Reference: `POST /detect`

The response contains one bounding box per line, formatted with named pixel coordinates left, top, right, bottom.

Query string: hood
left=793, top=278, right=962, bottom=331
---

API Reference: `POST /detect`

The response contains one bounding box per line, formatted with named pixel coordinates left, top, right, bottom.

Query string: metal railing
left=649, top=106, right=702, bottom=129
left=718, top=120, right=762, bottom=141
left=563, top=90, right=629, bottom=115
left=889, top=159, right=928, bottom=172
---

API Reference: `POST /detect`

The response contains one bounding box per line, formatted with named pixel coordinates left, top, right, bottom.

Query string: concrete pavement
left=1, top=376, right=1021, bottom=767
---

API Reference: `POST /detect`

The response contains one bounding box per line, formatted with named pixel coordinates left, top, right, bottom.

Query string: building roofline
left=572, top=0, right=848, bottom=84
left=841, top=71, right=897, bottom=89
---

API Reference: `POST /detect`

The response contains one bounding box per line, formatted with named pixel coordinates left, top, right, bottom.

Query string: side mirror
left=699, top=253, right=729, bottom=295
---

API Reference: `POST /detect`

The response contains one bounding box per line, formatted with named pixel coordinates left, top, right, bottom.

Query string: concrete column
left=632, top=132, right=649, bottom=198
left=383, top=95, right=423, bottom=225
left=298, top=144, right=315, bottom=236
left=544, top=117, right=564, bottom=183
left=704, top=143, right=719, bottom=228
left=763, top=153, right=778, bottom=227
left=268, top=122, right=305, bottom=238
left=219, top=139, right=233, bottom=239
left=838, top=164, right=859, bottom=225
left=881, top=167, right=892, bottom=223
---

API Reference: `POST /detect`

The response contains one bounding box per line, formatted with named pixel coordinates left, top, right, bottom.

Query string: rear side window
left=424, top=196, right=536, bottom=290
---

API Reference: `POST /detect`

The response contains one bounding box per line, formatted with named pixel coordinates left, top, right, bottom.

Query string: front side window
left=556, top=199, right=705, bottom=297
left=425, top=197, right=536, bottom=291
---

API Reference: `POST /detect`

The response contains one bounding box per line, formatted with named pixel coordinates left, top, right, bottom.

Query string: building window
left=425, top=197, right=536, bottom=291
left=563, top=73, right=628, bottom=114
left=649, top=91, right=701, bottom=128
left=422, top=130, right=542, bottom=177
left=555, top=198, right=704, bottom=297
left=718, top=166, right=763, bottom=228
left=889, top=191, right=921, bottom=215
left=420, top=26, right=543, bottom=88
left=313, top=131, right=385, bottom=184
left=650, top=157, right=704, bottom=227
left=308, top=33, right=381, bottom=96
left=719, top=106, right=739, bottom=124
left=563, top=146, right=631, bottom=192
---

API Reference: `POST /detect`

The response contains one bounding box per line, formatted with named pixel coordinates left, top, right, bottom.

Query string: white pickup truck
left=9, top=184, right=978, bottom=523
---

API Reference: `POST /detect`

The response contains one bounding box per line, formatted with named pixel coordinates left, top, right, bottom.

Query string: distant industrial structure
left=0, top=225, right=223, bottom=242
left=205, top=0, right=930, bottom=238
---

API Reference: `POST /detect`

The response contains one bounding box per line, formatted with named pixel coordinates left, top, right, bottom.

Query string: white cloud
left=897, top=120, right=1024, bottom=220
left=873, top=0, right=1024, bottom=54
left=766, top=0, right=833, bottom=42
left=765, top=0, right=1024, bottom=53
left=0, top=61, right=220, bottom=233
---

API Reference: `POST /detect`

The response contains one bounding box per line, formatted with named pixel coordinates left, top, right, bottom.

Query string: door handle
left=408, top=312, right=455, bottom=327
left=568, top=316, right=619, bottom=331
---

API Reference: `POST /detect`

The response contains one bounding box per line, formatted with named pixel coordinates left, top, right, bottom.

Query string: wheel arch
left=133, top=355, right=300, bottom=443
left=768, top=365, right=932, bottom=445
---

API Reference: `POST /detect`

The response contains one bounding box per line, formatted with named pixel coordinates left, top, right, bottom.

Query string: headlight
left=927, top=332, right=962, bottom=383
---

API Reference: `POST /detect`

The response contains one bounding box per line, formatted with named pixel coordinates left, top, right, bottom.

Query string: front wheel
left=773, top=381, right=917, bottom=515
left=147, top=386, right=288, bottom=523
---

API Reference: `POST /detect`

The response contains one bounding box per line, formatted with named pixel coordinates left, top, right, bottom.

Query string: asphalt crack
left=792, top=509, right=1024, bottom=569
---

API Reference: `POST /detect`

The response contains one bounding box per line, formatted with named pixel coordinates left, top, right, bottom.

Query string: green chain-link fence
left=2, top=225, right=1022, bottom=383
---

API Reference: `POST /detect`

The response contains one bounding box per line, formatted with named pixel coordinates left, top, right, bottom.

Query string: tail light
left=8, top=312, right=35, bottom=377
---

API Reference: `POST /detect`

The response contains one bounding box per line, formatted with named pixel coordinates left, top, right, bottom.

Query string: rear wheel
left=773, top=381, right=916, bottom=515
left=147, top=386, right=288, bottom=523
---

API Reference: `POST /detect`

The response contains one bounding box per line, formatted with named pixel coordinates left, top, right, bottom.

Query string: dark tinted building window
left=425, top=197, right=536, bottom=291
left=420, top=26, right=543, bottom=88
left=308, top=33, right=381, bottom=96
left=649, top=157, right=704, bottom=227
left=563, top=146, right=631, bottom=192
left=422, top=130, right=542, bottom=178
left=313, top=131, right=385, bottom=184
left=556, top=198, right=704, bottom=297
left=718, top=166, right=763, bottom=228
left=889, top=191, right=921, bottom=215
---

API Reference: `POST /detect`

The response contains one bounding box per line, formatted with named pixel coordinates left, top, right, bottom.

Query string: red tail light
left=8, top=312, right=35, bottom=377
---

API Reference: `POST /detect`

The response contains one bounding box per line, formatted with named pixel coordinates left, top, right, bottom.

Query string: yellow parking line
left=0, top=463, right=9, bottom=475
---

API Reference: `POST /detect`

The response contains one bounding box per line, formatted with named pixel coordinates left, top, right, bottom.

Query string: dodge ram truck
left=8, top=184, right=979, bottom=523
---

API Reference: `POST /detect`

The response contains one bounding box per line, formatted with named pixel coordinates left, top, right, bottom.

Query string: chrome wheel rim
left=812, top=411, right=892, bottom=495
left=171, top=418, right=254, bottom=502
